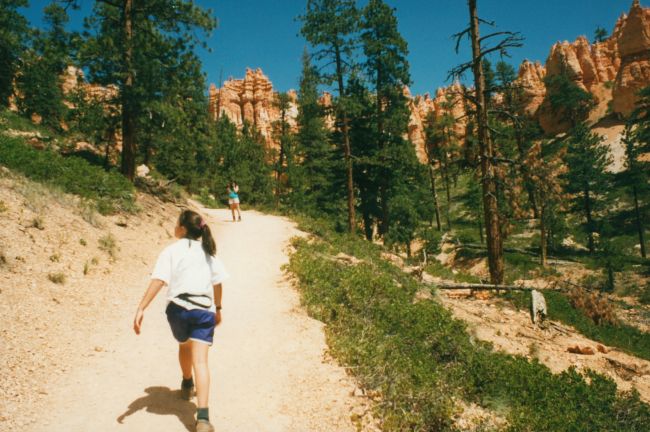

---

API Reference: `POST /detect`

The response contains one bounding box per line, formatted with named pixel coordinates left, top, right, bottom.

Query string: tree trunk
left=514, top=126, right=538, bottom=218
left=334, top=44, right=355, bottom=234
left=468, top=0, right=504, bottom=284
left=362, top=201, right=373, bottom=241
left=275, top=106, right=287, bottom=207
left=376, top=61, right=391, bottom=237
left=443, top=164, right=452, bottom=230
left=633, top=185, right=647, bottom=258
left=429, top=164, right=442, bottom=231
left=104, top=126, right=114, bottom=170
left=584, top=187, right=595, bottom=254
left=540, top=205, right=547, bottom=267
left=120, top=0, right=136, bottom=181
left=440, top=127, right=453, bottom=230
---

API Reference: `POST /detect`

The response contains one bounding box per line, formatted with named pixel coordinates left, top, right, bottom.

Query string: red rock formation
left=405, top=86, right=431, bottom=163
left=516, top=60, right=546, bottom=116
left=405, top=83, right=468, bottom=163
left=529, top=0, right=648, bottom=134
left=208, top=68, right=297, bottom=149
left=613, top=0, right=650, bottom=115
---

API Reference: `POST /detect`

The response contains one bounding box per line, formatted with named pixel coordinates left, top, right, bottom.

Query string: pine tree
left=360, top=0, right=428, bottom=248
left=294, top=50, right=335, bottom=214
left=494, top=60, right=541, bottom=217
left=525, top=141, right=568, bottom=266
left=563, top=123, right=611, bottom=254
left=545, top=70, right=595, bottom=129
left=426, top=94, right=460, bottom=231
left=594, top=26, right=608, bottom=44
left=346, top=74, right=377, bottom=239
left=423, top=112, right=442, bottom=232
left=621, top=86, right=650, bottom=258
left=300, top=0, right=359, bottom=233
left=272, top=92, right=293, bottom=205
left=66, top=86, right=120, bottom=169
left=17, top=4, right=73, bottom=128
left=82, top=0, right=216, bottom=181
left=0, top=0, right=28, bottom=106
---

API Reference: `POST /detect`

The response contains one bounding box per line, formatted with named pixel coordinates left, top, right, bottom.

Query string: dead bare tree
left=448, top=0, right=523, bottom=284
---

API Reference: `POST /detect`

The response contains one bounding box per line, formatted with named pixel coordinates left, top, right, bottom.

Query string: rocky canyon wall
left=208, top=68, right=297, bottom=150
left=521, top=0, right=650, bottom=134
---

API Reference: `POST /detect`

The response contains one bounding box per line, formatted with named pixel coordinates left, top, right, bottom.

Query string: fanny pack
left=175, top=293, right=212, bottom=309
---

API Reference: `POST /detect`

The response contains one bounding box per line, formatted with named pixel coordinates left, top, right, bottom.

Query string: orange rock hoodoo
left=208, top=68, right=297, bottom=149
left=525, top=0, right=649, bottom=133
left=612, top=0, right=650, bottom=115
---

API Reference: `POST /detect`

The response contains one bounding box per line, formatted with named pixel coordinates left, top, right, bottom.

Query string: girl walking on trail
left=227, top=181, right=242, bottom=222
left=133, top=209, right=229, bottom=432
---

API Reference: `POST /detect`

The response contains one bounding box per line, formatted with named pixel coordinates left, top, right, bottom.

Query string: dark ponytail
left=178, top=209, right=217, bottom=256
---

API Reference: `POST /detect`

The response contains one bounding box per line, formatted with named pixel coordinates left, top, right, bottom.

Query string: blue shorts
left=166, top=302, right=216, bottom=345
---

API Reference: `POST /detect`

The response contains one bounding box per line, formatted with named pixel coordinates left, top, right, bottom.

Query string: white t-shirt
left=151, top=239, right=229, bottom=312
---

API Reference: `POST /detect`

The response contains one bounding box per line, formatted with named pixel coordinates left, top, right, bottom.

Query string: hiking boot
left=180, top=384, right=194, bottom=401
left=196, top=419, right=215, bottom=432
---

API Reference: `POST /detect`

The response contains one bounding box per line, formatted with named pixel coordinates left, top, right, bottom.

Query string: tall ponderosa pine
left=423, top=112, right=443, bottom=231
left=273, top=92, right=293, bottom=205
left=563, top=123, right=611, bottom=254
left=525, top=140, right=568, bottom=266
left=347, top=74, right=379, bottom=240
left=546, top=72, right=608, bottom=254
left=426, top=94, right=460, bottom=231
left=82, top=0, right=215, bottom=180
left=300, top=0, right=359, bottom=233
left=360, top=0, right=428, bottom=253
left=0, top=0, right=29, bottom=106
left=493, top=60, right=541, bottom=217
left=622, top=86, right=650, bottom=258
left=294, top=50, right=335, bottom=214
left=17, top=4, right=73, bottom=129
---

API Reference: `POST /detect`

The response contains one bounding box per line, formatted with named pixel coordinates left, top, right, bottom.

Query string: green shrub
left=0, top=135, right=135, bottom=214
left=287, top=220, right=650, bottom=431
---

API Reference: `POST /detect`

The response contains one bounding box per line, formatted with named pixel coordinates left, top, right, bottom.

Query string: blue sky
left=22, top=0, right=644, bottom=96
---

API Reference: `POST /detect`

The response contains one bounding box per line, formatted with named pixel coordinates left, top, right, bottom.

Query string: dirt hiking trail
left=30, top=208, right=370, bottom=432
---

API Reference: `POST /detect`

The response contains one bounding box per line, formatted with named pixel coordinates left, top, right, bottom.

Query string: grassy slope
left=0, top=109, right=135, bottom=214
left=287, top=217, right=650, bottom=432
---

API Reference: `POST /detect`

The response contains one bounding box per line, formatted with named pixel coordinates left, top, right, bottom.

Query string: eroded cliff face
left=209, top=68, right=465, bottom=162
left=407, top=83, right=468, bottom=163
left=208, top=68, right=297, bottom=149
left=613, top=0, right=650, bottom=115
left=525, top=0, right=649, bottom=134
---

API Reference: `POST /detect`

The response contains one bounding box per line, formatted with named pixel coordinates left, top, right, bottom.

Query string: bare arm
left=133, top=279, right=165, bottom=335
left=213, top=283, right=223, bottom=325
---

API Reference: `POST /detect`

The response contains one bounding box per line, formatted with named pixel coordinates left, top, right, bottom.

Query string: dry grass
left=567, top=287, right=618, bottom=326
left=98, top=233, right=118, bottom=261
left=47, top=272, right=66, bottom=284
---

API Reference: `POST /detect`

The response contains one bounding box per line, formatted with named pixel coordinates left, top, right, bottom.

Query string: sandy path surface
left=29, top=208, right=368, bottom=432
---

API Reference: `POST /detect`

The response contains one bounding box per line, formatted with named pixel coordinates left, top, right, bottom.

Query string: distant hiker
left=133, top=209, right=229, bottom=432
left=227, top=181, right=242, bottom=222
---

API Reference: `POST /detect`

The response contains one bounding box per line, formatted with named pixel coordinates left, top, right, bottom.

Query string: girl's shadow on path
left=117, top=386, right=196, bottom=431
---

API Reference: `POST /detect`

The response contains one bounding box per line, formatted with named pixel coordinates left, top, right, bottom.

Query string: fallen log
left=433, top=282, right=531, bottom=291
